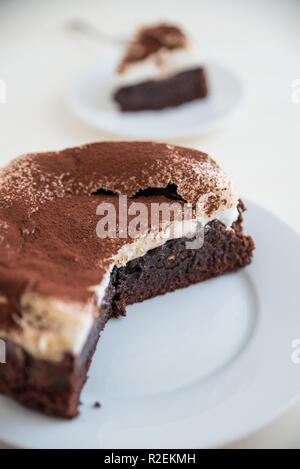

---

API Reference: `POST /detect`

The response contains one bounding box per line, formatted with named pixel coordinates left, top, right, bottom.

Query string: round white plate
left=1, top=199, right=300, bottom=449
left=67, top=57, right=244, bottom=140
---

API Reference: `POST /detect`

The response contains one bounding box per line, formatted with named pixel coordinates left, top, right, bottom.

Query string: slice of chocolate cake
left=0, top=142, right=254, bottom=418
left=113, top=23, right=208, bottom=111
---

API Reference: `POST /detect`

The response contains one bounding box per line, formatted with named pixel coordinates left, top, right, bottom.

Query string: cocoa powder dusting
left=118, top=23, right=187, bottom=73
left=0, top=141, right=236, bottom=330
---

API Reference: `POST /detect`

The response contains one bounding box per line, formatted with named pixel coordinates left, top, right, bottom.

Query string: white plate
left=67, top=57, right=244, bottom=140
left=0, top=199, right=300, bottom=449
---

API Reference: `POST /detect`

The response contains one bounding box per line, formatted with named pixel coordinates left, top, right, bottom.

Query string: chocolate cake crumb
left=114, top=69, right=208, bottom=112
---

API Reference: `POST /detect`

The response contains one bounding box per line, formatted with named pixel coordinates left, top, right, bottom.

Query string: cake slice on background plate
left=113, top=23, right=208, bottom=111
left=0, top=141, right=254, bottom=418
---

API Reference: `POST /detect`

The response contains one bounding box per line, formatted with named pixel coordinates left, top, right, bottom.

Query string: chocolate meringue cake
left=0, top=142, right=254, bottom=418
left=113, top=23, right=208, bottom=111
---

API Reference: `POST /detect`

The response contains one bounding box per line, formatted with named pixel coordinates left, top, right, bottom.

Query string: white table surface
left=0, top=0, right=299, bottom=449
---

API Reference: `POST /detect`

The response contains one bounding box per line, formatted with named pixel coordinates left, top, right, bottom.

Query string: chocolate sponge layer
left=114, top=68, right=208, bottom=112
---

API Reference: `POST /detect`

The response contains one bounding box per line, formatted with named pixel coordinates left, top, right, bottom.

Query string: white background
left=0, top=0, right=299, bottom=449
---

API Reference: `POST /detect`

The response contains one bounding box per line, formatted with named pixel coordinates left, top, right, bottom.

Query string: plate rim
left=66, top=57, right=245, bottom=140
